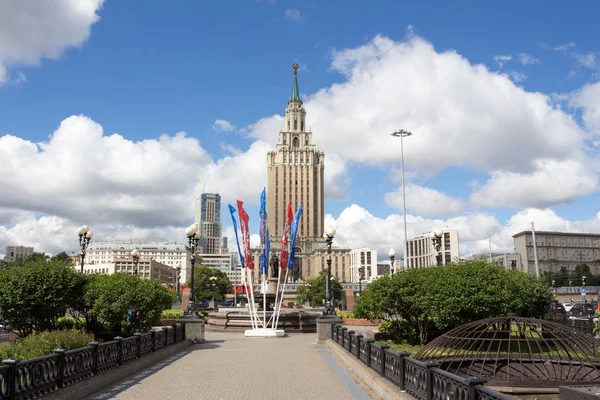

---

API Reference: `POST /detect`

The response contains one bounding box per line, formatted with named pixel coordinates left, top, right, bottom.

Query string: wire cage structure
left=414, top=316, right=600, bottom=388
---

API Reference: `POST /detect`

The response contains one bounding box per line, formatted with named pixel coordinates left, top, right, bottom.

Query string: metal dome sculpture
left=414, top=316, right=600, bottom=389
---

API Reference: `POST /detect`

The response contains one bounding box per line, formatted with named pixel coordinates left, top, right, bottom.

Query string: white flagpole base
left=244, top=328, right=286, bottom=337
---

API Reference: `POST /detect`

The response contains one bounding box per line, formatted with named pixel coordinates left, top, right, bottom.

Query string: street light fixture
left=322, top=226, right=336, bottom=316
left=175, top=266, right=181, bottom=302
left=430, top=228, right=443, bottom=266
left=388, top=248, right=396, bottom=275
left=391, top=129, right=412, bottom=270
left=131, top=249, right=140, bottom=276
left=184, top=224, right=201, bottom=317
left=77, top=225, right=93, bottom=273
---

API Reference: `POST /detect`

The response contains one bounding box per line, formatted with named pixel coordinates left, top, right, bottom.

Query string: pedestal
left=316, top=315, right=342, bottom=344
left=176, top=316, right=205, bottom=343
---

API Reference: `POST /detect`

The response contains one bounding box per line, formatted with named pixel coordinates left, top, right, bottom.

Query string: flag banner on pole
left=237, top=200, right=254, bottom=270
left=279, top=201, right=293, bottom=270
left=228, top=204, right=245, bottom=269
left=286, top=205, right=303, bottom=270
left=259, top=188, right=269, bottom=276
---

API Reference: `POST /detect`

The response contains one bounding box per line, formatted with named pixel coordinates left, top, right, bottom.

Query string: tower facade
left=266, top=63, right=325, bottom=280
left=198, top=193, right=222, bottom=254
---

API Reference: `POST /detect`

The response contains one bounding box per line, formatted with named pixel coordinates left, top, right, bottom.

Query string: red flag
left=279, top=201, right=293, bottom=269
left=237, top=200, right=255, bottom=269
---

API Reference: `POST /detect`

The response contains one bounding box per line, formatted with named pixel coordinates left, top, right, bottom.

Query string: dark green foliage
left=85, top=273, right=173, bottom=337
left=355, top=260, right=553, bottom=345
left=0, top=330, right=94, bottom=361
left=296, top=270, right=343, bottom=306
left=192, top=265, right=232, bottom=302
left=0, top=256, right=87, bottom=337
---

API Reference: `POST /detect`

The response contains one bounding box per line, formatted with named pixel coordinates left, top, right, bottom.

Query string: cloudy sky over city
left=1, top=0, right=599, bottom=260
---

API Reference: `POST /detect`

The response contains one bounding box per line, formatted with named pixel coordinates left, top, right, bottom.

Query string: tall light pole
left=184, top=224, right=201, bottom=317
left=176, top=265, right=181, bottom=302
left=77, top=225, right=93, bottom=273
left=322, top=226, right=336, bottom=316
left=388, top=248, right=396, bottom=275
left=131, top=248, right=140, bottom=276
left=391, top=129, right=412, bottom=270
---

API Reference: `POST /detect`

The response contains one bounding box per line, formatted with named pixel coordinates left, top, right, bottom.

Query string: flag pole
left=262, top=272, right=267, bottom=328
left=246, top=269, right=256, bottom=329
left=274, top=269, right=289, bottom=329
left=269, top=270, right=283, bottom=329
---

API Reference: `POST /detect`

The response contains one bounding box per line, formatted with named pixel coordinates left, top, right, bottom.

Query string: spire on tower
left=290, top=63, right=301, bottom=103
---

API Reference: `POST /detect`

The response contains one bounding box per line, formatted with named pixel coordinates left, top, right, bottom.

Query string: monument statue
left=270, top=254, right=279, bottom=278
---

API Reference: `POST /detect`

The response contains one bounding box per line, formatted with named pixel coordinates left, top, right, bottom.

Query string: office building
left=4, top=246, right=34, bottom=263
left=406, top=230, right=460, bottom=268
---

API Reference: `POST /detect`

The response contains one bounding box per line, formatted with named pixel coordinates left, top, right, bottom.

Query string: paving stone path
left=89, top=331, right=378, bottom=400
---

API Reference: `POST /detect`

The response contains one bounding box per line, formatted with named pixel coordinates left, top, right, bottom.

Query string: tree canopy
left=355, top=260, right=553, bottom=345
left=191, top=265, right=232, bottom=302
left=296, top=270, right=343, bottom=306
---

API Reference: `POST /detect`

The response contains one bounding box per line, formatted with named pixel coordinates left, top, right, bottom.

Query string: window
left=294, top=119, right=297, bottom=130
left=293, top=137, right=299, bottom=148
left=301, top=121, right=304, bottom=131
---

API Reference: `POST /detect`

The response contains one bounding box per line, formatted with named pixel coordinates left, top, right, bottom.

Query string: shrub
left=0, top=331, right=94, bottom=361
left=336, top=311, right=355, bottom=319
left=57, top=317, right=86, bottom=331
left=161, top=310, right=184, bottom=319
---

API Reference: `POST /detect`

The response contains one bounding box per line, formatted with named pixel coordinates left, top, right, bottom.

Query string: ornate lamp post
left=176, top=266, right=181, bottom=301
left=184, top=224, right=201, bottom=316
left=131, top=248, right=140, bottom=276
left=391, top=129, right=412, bottom=271
left=77, top=225, right=93, bottom=273
left=322, top=226, right=336, bottom=316
left=430, top=228, right=443, bottom=266
left=388, top=248, right=396, bottom=275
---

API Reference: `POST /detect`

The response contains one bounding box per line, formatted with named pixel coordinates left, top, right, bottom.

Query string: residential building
left=81, top=262, right=115, bottom=275
left=4, top=246, right=34, bottom=263
left=406, top=230, right=460, bottom=268
left=81, top=241, right=190, bottom=282
left=349, top=247, right=378, bottom=283
left=114, top=258, right=176, bottom=285
left=263, top=63, right=327, bottom=281
left=194, top=251, right=239, bottom=283
left=513, top=231, right=600, bottom=275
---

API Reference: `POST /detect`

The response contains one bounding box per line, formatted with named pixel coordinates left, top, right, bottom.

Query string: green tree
left=296, top=270, right=343, bottom=306
left=191, top=266, right=232, bottom=302
left=355, top=260, right=553, bottom=345
left=0, top=256, right=86, bottom=337
left=86, top=274, right=173, bottom=336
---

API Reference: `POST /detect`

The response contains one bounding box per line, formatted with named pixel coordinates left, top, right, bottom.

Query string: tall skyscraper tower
left=267, top=63, right=325, bottom=280
left=198, top=193, right=222, bottom=254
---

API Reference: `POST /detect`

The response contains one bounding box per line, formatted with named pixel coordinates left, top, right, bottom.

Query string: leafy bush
left=161, top=310, right=184, bottom=319
left=355, top=260, right=553, bottom=345
left=192, top=266, right=232, bottom=302
left=336, top=311, right=355, bottom=319
left=57, top=317, right=86, bottom=331
left=296, top=271, right=343, bottom=306
left=0, top=330, right=94, bottom=361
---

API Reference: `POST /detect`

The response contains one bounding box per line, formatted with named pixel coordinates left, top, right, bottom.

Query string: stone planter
left=342, top=318, right=380, bottom=326
left=158, top=318, right=177, bottom=326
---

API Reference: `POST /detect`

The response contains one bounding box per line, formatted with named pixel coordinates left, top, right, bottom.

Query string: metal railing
left=330, top=324, right=515, bottom=400
left=0, top=324, right=185, bottom=400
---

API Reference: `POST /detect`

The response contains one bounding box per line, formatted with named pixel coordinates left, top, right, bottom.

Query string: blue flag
left=286, top=205, right=303, bottom=270
left=259, top=189, right=269, bottom=276
left=228, top=204, right=245, bottom=269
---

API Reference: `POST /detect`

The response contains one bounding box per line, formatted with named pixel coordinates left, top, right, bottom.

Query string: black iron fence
left=0, top=324, right=185, bottom=400
left=331, top=324, right=515, bottom=400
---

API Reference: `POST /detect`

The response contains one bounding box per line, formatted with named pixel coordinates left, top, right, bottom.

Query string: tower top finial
left=290, top=63, right=301, bottom=102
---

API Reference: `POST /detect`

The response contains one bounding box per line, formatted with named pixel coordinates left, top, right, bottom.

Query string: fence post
left=425, top=361, right=440, bottom=400
left=114, top=336, right=123, bottom=365
left=347, top=330, right=355, bottom=352
left=3, top=359, right=18, bottom=400
left=162, top=327, right=169, bottom=348
left=331, top=323, right=336, bottom=340
left=88, top=342, right=99, bottom=375
left=355, top=334, right=363, bottom=359
left=365, top=339, right=374, bottom=368
left=397, top=351, right=410, bottom=390
left=133, top=333, right=142, bottom=358
left=54, top=348, right=66, bottom=388
left=379, top=344, right=390, bottom=377
left=172, top=324, right=178, bottom=343
left=466, top=377, right=487, bottom=400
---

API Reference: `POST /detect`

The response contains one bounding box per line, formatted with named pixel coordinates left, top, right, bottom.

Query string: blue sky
left=0, top=0, right=599, bottom=258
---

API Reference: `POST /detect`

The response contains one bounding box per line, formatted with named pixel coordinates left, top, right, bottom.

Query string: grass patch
left=376, top=340, right=422, bottom=354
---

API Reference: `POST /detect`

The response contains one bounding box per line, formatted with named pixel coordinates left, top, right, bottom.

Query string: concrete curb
left=325, top=339, right=412, bottom=400
left=46, top=339, right=192, bottom=400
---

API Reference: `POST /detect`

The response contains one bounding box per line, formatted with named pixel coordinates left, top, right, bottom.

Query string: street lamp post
left=388, top=248, right=396, bottom=275
left=430, top=228, right=443, bottom=266
left=131, top=249, right=140, bottom=276
left=184, top=224, right=201, bottom=316
left=175, top=266, right=181, bottom=301
left=322, top=226, right=336, bottom=316
left=77, top=225, right=93, bottom=273
left=391, top=129, right=412, bottom=270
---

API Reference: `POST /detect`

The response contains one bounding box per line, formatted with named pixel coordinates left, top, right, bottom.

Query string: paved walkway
left=89, top=332, right=379, bottom=400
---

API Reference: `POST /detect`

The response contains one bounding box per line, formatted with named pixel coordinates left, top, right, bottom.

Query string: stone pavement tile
left=92, top=332, right=371, bottom=400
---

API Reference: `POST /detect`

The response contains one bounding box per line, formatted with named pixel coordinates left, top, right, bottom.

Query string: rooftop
left=512, top=230, right=600, bottom=238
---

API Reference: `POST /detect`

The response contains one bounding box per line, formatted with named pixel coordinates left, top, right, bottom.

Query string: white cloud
left=469, top=159, right=598, bottom=208
left=571, top=81, right=600, bottom=135
left=516, top=53, right=540, bottom=66
left=493, top=55, right=512, bottom=68
left=212, top=119, right=236, bottom=132
left=507, top=71, right=527, bottom=82
left=0, top=0, right=103, bottom=84
left=384, top=184, right=464, bottom=217
left=284, top=9, right=304, bottom=22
